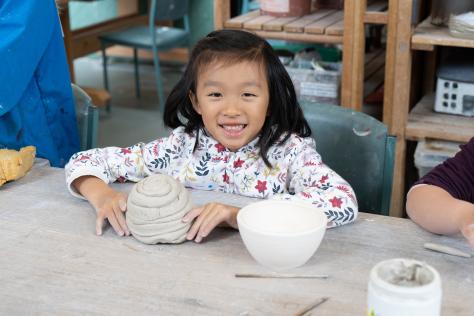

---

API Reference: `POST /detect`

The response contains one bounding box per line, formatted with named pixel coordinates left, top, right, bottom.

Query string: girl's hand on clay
left=95, top=190, right=130, bottom=237
left=182, top=203, right=239, bottom=243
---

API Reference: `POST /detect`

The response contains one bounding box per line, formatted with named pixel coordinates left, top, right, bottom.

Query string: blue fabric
left=0, top=0, right=80, bottom=167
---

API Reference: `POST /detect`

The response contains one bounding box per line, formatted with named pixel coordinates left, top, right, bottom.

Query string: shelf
left=405, top=93, right=474, bottom=143
left=364, top=49, right=385, bottom=98
left=223, top=1, right=387, bottom=44
left=412, top=17, right=474, bottom=51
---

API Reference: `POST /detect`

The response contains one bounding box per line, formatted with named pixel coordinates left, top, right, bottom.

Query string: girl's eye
left=207, top=92, right=222, bottom=98
left=242, top=93, right=256, bottom=98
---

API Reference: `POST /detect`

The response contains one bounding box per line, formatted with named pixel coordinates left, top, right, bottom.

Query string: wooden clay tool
left=424, top=242, right=472, bottom=258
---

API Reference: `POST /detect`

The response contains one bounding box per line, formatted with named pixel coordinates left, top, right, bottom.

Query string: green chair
left=72, top=84, right=99, bottom=151
left=99, top=0, right=190, bottom=112
left=301, top=102, right=396, bottom=215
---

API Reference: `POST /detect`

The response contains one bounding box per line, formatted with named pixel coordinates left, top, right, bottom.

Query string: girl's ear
left=189, top=91, right=201, bottom=114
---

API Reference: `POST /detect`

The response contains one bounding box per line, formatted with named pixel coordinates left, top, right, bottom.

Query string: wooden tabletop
left=1, top=161, right=473, bottom=315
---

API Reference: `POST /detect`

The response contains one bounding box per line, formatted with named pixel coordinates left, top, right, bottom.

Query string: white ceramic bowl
left=237, top=200, right=327, bottom=270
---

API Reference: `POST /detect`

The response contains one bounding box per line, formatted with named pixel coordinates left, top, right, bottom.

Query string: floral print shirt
left=65, top=127, right=358, bottom=227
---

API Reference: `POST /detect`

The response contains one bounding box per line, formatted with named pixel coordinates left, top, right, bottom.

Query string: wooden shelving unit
left=387, top=5, right=474, bottom=217
left=407, top=19, right=474, bottom=143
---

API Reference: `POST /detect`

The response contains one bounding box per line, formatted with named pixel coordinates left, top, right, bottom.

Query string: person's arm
left=0, top=0, right=56, bottom=115
left=406, top=185, right=474, bottom=235
left=65, top=128, right=193, bottom=235
left=406, top=138, right=474, bottom=247
left=65, top=143, right=152, bottom=199
left=407, top=185, right=474, bottom=248
left=66, top=141, right=153, bottom=236
left=65, top=130, right=186, bottom=198
left=274, top=137, right=358, bottom=227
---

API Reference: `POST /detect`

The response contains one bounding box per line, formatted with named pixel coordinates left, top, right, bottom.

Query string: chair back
left=151, top=0, right=189, bottom=26
left=72, top=84, right=99, bottom=151
left=301, top=102, right=396, bottom=215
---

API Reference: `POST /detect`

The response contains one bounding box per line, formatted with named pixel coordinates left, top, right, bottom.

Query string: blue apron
left=0, top=0, right=80, bottom=167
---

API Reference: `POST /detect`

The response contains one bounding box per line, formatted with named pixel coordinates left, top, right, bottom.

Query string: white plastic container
left=285, top=60, right=341, bottom=105
left=414, top=140, right=461, bottom=178
left=367, top=258, right=442, bottom=316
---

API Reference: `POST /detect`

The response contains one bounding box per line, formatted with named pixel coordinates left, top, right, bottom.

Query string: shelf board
left=223, top=0, right=388, bottom=44
left=364, top=49, right=385, bottom=98
left=412, top=17, right=474, bottom=51
left=406, top=93, right=474, bottom=143
left=364, top=0, right=388, bottom=25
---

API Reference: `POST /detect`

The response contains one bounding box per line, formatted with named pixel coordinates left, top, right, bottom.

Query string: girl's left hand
left=182, top=203, right=239, bottom=243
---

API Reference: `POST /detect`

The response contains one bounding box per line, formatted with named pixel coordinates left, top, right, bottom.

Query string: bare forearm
left=406, top=185, right=474, bottom=235
left=72, top=176, right=115, bottom=209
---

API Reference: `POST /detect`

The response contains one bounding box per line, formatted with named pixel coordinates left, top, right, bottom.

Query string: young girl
left=65, top=30, right=358, bottom=242
left=406, top=137, right=474, bottom=248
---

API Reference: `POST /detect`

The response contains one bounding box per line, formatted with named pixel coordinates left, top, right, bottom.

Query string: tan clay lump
left=0, top=146, right=36, bottom=186
left=126, top=174, right=193, bottom=244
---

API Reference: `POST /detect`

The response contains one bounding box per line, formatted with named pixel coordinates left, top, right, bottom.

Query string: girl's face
left=191, top=60, right=269, bottom=151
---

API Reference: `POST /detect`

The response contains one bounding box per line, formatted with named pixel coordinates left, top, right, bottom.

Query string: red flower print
left=329, top=196, right=343, bottom=208
left=255, top=180, right=267, bottom=193
left=117, top=176, right=126, bottom=183
left=303, top=161, right=318, bottom=167
left=215, top=143, right=226, bottom=152
left=319, top=175, right=329, bottom=184
left=120, top=148, right=132, bottom=154
left=233, top=158, right=244, bottom=168
left=336, top=185, right=350, bottom=193
left=223, top=172, right=230, bottom=184
left=337, top=185, right=356, bottom=203
left=301, top=191, right=312, bottom=199
left=152, top=144, right=159, bottom=155
left=78, top=154, right=90, bottom=161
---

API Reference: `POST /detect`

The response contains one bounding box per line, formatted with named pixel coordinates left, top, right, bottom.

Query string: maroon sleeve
left=414, top=137, right=474, bottom=204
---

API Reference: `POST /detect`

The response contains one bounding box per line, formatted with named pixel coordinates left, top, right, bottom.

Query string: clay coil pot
left=126, top=174, right=192, bottom=244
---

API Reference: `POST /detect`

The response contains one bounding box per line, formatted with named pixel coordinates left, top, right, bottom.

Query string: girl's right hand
left=71, top=176, right=130, bottom=237
left=95, top=190, right=130, bottom=237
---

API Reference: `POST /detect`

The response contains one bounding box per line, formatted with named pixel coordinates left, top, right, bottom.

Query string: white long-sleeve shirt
left=65, top=127, right=358, bottom=227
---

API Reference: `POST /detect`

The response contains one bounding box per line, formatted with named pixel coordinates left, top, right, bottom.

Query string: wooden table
left=1, top=162, right=473, bottom=315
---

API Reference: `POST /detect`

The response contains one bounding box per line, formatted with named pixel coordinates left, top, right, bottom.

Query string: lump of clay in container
left=126, top=174, right=193, bottom=244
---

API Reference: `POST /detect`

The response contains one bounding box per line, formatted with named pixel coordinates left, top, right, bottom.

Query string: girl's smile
left=190, top=60, right=269, bottom=151
left=220, top=124, right=247, bottom=138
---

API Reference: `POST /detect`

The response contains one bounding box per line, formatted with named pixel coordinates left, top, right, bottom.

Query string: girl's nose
left=222, top=100, right=241, bottom=116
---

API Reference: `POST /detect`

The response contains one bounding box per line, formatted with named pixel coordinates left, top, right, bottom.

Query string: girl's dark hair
left=164, top=29, right=311, bottom=167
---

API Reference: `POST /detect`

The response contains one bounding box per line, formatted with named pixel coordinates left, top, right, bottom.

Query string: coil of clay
left=126, top=174, right=192, bottom=244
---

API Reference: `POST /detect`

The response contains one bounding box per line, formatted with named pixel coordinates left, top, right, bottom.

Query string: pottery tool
left=292, top=297, right=329, bottom=316
left=235, top=273, right=329, bottom=279
left=424, top=242, right=472, bottom=258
